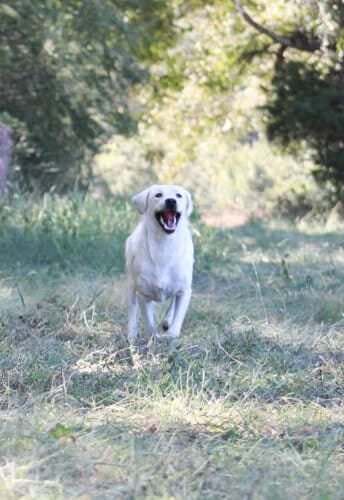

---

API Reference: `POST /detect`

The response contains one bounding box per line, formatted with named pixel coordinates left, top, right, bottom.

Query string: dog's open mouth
left=155, top=210, right=181, bottom=234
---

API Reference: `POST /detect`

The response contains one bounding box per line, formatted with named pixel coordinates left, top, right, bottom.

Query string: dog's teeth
left=159, top=213, right=177, bottom=231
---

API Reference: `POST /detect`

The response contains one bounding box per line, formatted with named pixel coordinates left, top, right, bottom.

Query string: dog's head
left=132, top=184, right=192, bottom=234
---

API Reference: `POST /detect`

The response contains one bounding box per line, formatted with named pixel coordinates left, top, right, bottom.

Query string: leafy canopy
left=233, top=0, right=344, bottom=196
left=142, top=0, right=344, bottom=198
left=0, top=0, right=177, bottom=189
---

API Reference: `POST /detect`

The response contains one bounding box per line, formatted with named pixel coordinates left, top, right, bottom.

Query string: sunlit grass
left=0, top=194, right=343, bottom=498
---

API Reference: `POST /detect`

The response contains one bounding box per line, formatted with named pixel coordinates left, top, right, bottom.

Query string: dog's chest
left=137, top=259, right=187, bottom=302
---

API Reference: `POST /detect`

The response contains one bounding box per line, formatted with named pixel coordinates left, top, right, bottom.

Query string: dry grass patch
left=0, top=195, right=344, bottom=498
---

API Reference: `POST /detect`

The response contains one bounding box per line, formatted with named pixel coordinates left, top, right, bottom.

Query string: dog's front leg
left=167, top=288, right=191, bottom=338
left=127, top=285, right=138, bottom=340
left=162, top=297, right=176, bottom=331
left=138, top=295, right=158, bottom=337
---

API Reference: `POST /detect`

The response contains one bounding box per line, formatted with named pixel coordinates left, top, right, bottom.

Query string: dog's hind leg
left=162, top=297, right=176, bottom=331
left=138, top=295, right=158, bottom=337
left=127, top=286, right=138, bottom=340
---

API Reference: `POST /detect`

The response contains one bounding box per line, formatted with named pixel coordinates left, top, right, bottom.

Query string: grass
left=0, top=193, right=344, bottom=498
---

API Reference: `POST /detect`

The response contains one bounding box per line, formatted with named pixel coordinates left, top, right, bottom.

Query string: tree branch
left=234, top=0, right=322, bottom=53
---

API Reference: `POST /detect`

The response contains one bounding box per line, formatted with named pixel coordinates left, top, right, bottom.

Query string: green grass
left=0, top=194, right=343, bottom=499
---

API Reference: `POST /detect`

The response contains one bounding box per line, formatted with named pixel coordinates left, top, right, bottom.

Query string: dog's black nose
left=165, top=198, right=177, bottom=210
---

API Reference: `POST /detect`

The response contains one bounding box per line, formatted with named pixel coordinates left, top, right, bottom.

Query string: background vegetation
left=1, top=0, right=344, bottom=206
left=1, top=1, right=344, bottom=498
left=0, top=0, right=175, bottom=188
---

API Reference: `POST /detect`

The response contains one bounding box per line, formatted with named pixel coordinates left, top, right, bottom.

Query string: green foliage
left=0, top=0, right=177, bottom=189
left=96, top=132, right=325, bottom=217
left=138, top=0, right=344, bottom=199
left=0, top=193, right=136, bottom=273
left=266, top=62, right=344, bottom=194
left=2, top=0, right=344, bottom=200
left=232, top=0, right=344, bottom=195
left=49, top=423, right=74, bottom=440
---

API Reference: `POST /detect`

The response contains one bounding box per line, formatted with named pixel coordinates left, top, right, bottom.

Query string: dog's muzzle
left=155, top=198, right=181, bottom=234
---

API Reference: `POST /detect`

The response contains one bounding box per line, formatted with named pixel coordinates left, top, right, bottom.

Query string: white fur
left=125, top=184, right=194, bottom=340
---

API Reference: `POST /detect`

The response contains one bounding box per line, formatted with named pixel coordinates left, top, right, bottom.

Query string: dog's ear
left=131, top=187, right=151, bottom=214
left=184, top=189, right=193, bottom=217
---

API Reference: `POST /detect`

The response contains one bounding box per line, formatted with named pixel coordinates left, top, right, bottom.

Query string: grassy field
left=0, top=194, right=343, bottom=499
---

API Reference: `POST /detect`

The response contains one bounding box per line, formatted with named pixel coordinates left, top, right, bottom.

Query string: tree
left=0, top=0, right=177, bottom=189
left=142, top=0, right=344, bottom=200
left=234, top=0, right=344, bottom=198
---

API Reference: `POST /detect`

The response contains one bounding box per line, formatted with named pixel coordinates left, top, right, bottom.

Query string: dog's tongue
left=163, top=210, right=176, bottom=228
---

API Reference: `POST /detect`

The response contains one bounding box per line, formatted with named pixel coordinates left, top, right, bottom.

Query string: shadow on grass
left=0, top=195, right=135, bottom=277
left=193, top=219, right=344, bottom=325
left=1, top=207, right=344, bottom=409
left=204, top=328, right=344, bottom=405
left=0, top=227, right=125, bottom=275
left=4, top=320, right=342, bottom=408
left=195, top=219, right=344, bottom=283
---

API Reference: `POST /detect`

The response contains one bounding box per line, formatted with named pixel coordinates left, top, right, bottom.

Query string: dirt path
left=202, top=210, right=251, bottom=228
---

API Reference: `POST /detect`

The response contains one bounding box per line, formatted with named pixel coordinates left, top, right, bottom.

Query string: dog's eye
left=155, top=193, right=162, bottom=198
left=176, top=193, right=182, bottom=198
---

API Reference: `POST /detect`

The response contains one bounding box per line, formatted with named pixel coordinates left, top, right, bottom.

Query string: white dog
left=125, top=184, right=194, bottom=341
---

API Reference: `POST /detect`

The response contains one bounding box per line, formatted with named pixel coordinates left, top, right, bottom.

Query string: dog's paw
left=158, top=329, right=180, bottom=341
left=166, top=326, right=181, bottom=339
left=128, top=334, right=138, bottom=343
left=161, top=320, right=169, bottom=332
